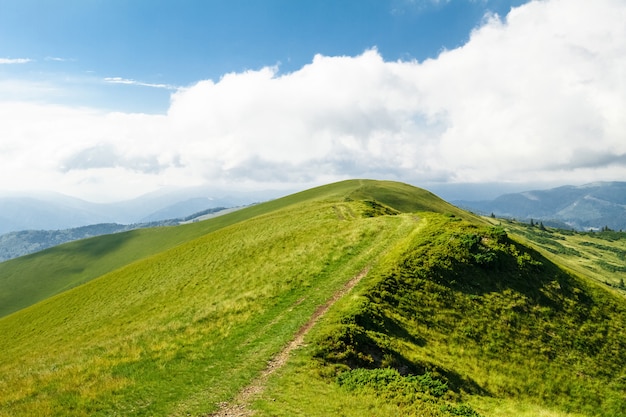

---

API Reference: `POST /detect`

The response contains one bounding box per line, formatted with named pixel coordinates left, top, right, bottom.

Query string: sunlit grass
left=2, top=180, right=624, bottom=417
left=489, top=217, right=626, bottom=292
left=0, top=179, right=464, bottom=319
left=253, top=212, right=626, bottom=417
left=0, top=192, right=421, bottom=416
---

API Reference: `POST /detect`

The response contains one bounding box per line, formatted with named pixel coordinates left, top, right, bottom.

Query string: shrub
left=336, top=368, right=448, bottom=398
left=440, top=403, right=483, bottom=416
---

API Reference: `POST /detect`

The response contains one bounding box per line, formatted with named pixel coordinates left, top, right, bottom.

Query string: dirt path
left=208, top=267, right=370, bottom=417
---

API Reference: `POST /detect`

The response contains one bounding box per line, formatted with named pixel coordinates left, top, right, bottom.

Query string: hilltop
left=0, top=180, right=624, bottom=417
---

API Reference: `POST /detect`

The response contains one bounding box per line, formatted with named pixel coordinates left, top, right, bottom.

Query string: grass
left=0, top=179, right=463, bottom=319
left=1, top=180, right=625, bottom=417
left=0, top=185, right=423, bottom=416
left=251, top=212, right=626, bottom=417
left=488, top=217, right=626, bottom=293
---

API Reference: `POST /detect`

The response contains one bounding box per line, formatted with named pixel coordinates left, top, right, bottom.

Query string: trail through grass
left=0, top=196, right=419, bottom=416
left=2, top=180, right=624, bottom=417
left=0, top=179, right=464, bottom=319
left=250, top=212, right=626, bottom=417
left=211, top=267, right=371, bottom=417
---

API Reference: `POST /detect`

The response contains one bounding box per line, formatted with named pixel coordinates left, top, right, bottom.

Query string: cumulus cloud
left=0, top=0, right=624, bottom=201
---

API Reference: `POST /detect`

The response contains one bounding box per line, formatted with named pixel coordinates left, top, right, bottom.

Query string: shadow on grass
left=433, top=237, right=595, bottom=314
left=47, top=230, right=135, bottom=259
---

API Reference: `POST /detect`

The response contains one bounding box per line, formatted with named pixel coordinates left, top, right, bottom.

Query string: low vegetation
left=0, top=220, right=223, bottom=318
left=0, top=180, right=469, bottom=318
left=1, top=180, right=624, bottom=417
left=253, top=213, right=626, bottom=417
left=492, top=218, right=626, bottom=292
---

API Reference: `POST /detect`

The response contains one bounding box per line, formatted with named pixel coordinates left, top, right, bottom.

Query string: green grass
left=1, top=180, right=624, bottom=417
left=0, top=179, right=463, bottom=319
left=489, top=218, right=626, bottom=293
left=0, top=182, right=430, bottom=416
left=251, top=212, right=626, bottom=417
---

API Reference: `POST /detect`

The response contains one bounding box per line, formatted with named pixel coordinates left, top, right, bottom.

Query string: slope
left=0, top=179, right=465, bottom=318
left=0, top=219, right=228, bottom=318
left=250, top=212, right=626, bottom=417
left=0, top=179, right=462, bottom=416
left=2, top=180, right=623, bottom=417
left=490, top=217, right=626, bottom=291
left=0, top=206, right=228, bottom=263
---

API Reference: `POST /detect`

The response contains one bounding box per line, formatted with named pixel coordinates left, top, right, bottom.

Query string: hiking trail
left=208, top=267, right=369, bottom=417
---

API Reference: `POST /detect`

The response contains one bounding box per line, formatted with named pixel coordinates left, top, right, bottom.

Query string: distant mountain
left=454, top=181, right=626, bottom=231
left=0, top=186, right=286, bottom=234
left=0, top=207, right=232, bottom=262
left=0, top=193, right=114, bottom=234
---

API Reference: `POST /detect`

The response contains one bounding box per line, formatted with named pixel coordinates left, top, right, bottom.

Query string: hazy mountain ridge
left=454, top=181, right=626, bottom=231
left=0, top=187, right=286, bottom=234
left=0, top=207, right=232, bottom=263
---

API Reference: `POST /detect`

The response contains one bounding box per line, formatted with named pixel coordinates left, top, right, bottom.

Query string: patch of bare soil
left=207, top=267, right=370, bottom=417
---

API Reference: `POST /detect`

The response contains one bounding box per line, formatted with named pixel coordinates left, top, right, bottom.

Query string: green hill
left=0, top=179, right=467, bottom=319
left=0, top=179, right=624, bottom=417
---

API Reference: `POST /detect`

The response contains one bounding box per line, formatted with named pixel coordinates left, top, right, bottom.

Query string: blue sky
left=1, top=0, right=527, bottom=113
left=1, top=0, right=625, bottom=202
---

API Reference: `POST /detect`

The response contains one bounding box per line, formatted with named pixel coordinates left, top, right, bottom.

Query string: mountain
left=0, top=223, right=132, bottom=263
left=0, top=186, right=286, bottom=234
left=0, top=179, right=624, bottom=417
left=454, top=181, right=626, bottom=231
left=0, top=193, right=115, bottom=234
left=0, top=207, right=234, bottom=263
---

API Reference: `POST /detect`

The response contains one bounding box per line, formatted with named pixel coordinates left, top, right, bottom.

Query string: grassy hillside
left=1, top=180, right=624, bottom=417
left=0, top=180, right=461, bottom=416
left=253, top=213, right=626, bottom=417
left=0, top=179, right=467, bottom=319
left=491, top=217, right=626, bottom=292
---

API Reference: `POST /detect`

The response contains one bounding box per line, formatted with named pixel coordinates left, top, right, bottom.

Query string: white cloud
left=420, top=0, right=626, bottom=182
left=0, top=58, right=32, bottom=64
left=45, top=56, right=74, bottom=62
left=0, top=0, right=625, bottom=202
left=104, top=77, right=177, bottom=90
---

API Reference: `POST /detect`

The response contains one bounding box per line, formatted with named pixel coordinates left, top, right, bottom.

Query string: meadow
left=0, top=180, right=442, bottom=416
left=492, top=218, right=626, bottom=292
left=1, top=180, right=624, bottom=416
left=0, top=180, right=469, bottom=319
left=252, top=213, right=626, bottom=417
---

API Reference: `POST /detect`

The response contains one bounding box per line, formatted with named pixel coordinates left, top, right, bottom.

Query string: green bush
left=337, top=368, right=448, bottom=398
left=440, top=403, right=483, bottom=416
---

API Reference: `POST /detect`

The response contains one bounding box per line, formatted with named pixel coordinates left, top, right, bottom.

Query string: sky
left=1, top=0, right=625, bottom=202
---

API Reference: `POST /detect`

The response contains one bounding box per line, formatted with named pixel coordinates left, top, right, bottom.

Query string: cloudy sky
left=1, top=0, right=624, bottom=202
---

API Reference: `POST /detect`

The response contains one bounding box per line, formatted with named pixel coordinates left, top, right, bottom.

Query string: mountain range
left=0, top=186, right=287, bottom=234
left=454, top=181, right=626, bottom=231
left=2, top=181, right=626, bottom=262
